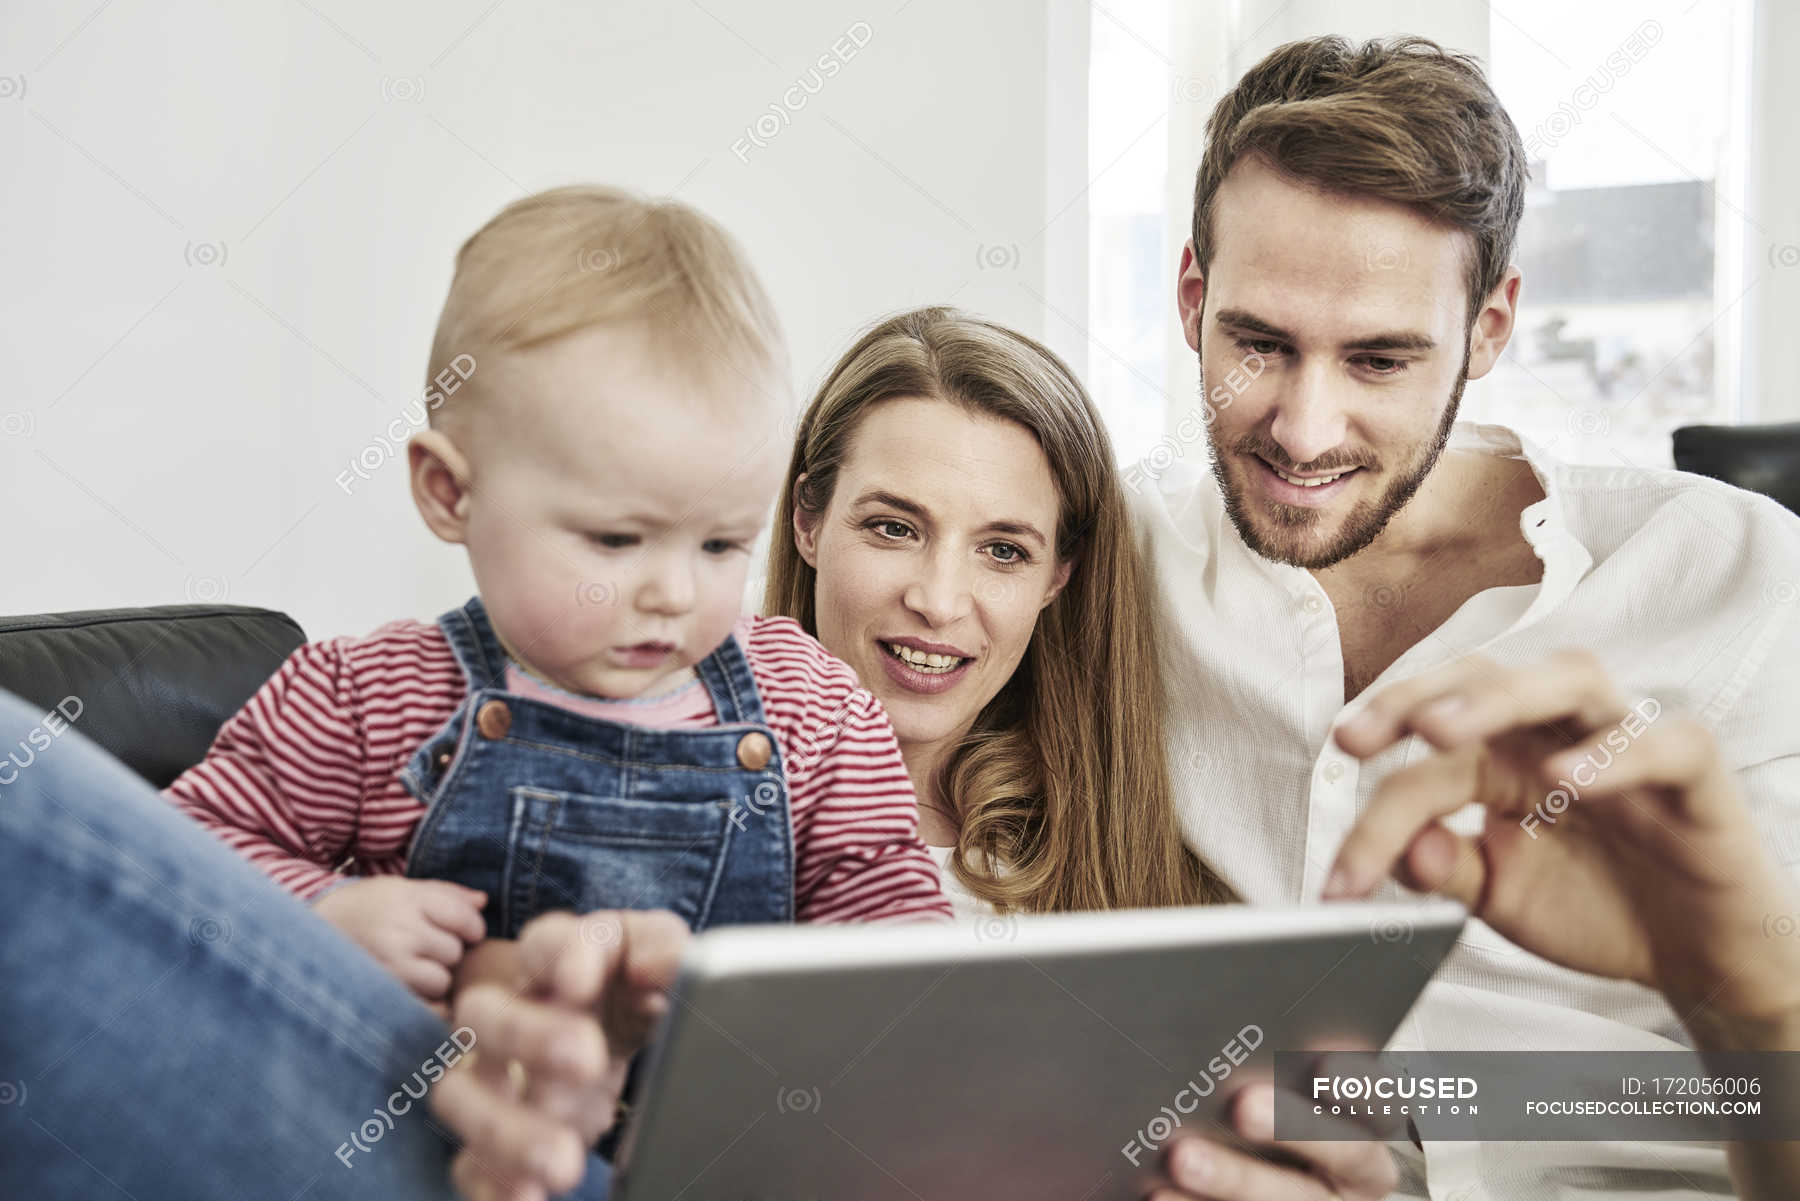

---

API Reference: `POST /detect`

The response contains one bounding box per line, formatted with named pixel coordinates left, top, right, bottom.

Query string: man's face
left=1178, top=156, right=1492, bottom=570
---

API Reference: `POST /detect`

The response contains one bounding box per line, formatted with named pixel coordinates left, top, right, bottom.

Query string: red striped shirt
left=164, top=614, right=951, bottom=924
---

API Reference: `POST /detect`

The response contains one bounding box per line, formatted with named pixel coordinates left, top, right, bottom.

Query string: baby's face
left=457, top=321, right=789, bottom=699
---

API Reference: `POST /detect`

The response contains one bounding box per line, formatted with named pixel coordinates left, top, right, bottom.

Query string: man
left=1131, top=34, right=1800, bottom=1200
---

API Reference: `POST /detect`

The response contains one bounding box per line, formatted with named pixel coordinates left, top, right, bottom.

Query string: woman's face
left=794, top=396, right=1072, bottom=760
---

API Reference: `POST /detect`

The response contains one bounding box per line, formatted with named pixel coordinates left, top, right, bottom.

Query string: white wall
left=1, top=1, right=1075, bottom=639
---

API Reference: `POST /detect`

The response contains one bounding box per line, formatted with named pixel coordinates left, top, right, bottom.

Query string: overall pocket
left=502, top=786, right=734, bottom=934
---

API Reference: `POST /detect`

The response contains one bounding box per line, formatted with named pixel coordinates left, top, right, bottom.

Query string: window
left=1473, top=0, right=1753, bottom=465
left=1086, top=0, right=1174, bottom=469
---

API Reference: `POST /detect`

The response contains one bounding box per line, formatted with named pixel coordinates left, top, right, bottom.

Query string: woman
left=767, top=305, right=1230, bottom=914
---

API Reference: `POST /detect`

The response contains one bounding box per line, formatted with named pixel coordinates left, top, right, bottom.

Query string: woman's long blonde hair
left=765, top=307, right=1231, bottom=912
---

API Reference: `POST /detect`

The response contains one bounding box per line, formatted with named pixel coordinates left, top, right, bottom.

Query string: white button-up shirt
left=1133, top=422, right=1800, bottom=1199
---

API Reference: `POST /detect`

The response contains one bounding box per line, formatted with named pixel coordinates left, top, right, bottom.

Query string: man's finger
left=1332, top=655, right=1499, bottom=754
left=1394, top=820, right=1489, bottom=910
left=1239, top=1084, right=1402, bottom=1194
left=1541, top=717, right=1726, bottom=811
left=517, top=909, right=689, bottom=1012
left=450, top=1147, right=544, bottom=1201
left=1338, top=650, right=1627, bottom=757
left=434, top=1066, right=582, bottom=1198
left=456, top=982, right=608, bottom=1087
left=1324, top=743, right=1483, bottom=898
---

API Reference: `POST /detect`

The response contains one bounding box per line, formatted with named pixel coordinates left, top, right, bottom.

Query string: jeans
left=0, top=686, right=609, bottom=1200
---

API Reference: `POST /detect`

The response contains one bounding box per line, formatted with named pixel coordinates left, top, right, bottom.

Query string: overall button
left=431, top=742, right=455, bottom=770
left=736, top=731, right=773, bottom=770
left=476, top=699, right=512, bottom=740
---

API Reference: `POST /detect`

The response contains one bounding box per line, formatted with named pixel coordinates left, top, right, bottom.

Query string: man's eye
left=588, top=532, right=638, bottom=548
left=1235, top=336, right=1284, bottom=358
left=1361, top=356, right=1409, bottom=375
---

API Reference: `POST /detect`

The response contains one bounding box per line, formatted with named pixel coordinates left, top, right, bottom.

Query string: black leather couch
left=1673, top=421, right=1800, bottom=516
left=0, top=605, right=305, bottom=788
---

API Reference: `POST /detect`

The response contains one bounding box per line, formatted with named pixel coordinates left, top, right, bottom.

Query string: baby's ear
left=409, top=430, right=474, bottom=544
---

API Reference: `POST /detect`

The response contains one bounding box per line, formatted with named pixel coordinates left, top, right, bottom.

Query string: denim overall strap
left=399, top=598, right=794, bottom=937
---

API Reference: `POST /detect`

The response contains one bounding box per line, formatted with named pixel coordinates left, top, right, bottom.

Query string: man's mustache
left=1227, top=433, right=1380, bottom=476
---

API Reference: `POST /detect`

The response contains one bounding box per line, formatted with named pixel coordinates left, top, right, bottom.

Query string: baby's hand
left=313, top=877, right=488, bottom=1017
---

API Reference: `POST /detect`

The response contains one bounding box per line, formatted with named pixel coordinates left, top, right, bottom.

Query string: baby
left=165, top=186, right=950, bottom=1014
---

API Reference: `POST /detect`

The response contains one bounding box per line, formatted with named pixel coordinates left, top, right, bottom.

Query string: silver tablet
left=613, top=900, right=1466, bottom=1201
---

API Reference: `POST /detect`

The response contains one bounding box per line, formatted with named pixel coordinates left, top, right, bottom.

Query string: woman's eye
left=867, top=519, right=913, bottom=540
left=588, top=532, right=638, bottom=549
left=987, top=542, right=1030, bottom=565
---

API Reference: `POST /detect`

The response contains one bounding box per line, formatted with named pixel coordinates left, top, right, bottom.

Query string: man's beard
left=1205, top=344, right=1469, bottom=571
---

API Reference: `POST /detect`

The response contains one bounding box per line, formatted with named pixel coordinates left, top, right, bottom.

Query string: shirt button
left=476, top=699, right=512, bottom=740
left=1303, top=595, right=1324, bottom=615
left=1324, top=761, right=1344, bottom=783
left=736, top=731, right=773, bottom=770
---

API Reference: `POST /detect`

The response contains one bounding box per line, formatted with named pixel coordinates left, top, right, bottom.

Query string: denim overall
left=400, top=597, right=794, bottom=936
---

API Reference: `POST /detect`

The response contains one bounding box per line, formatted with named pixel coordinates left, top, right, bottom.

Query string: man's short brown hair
left=1191, top=35, right=1528, bottom=326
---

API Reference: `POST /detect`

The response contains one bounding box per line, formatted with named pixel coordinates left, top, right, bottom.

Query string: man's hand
left=313, top=877, right=488, bottom=1016
left=1157, top=1085, right=1397, bottom=1201
left=1325, top=650, right=1800, bottom=1024
left=431, top=909, right=689, bottom=1201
